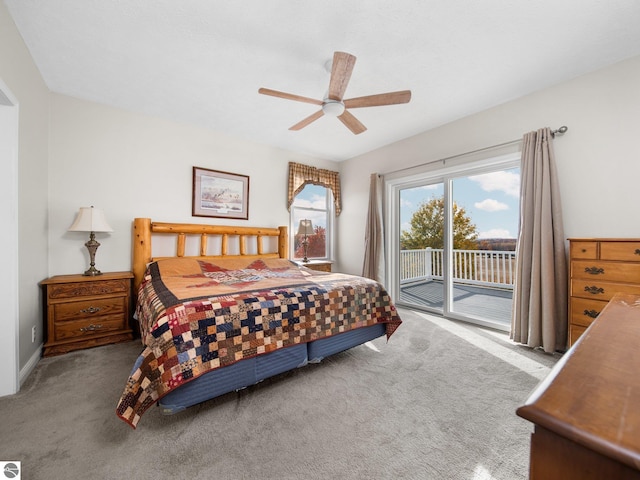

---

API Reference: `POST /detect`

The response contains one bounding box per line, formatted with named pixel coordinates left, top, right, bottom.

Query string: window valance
left=287, top=162, right=342, bottom=216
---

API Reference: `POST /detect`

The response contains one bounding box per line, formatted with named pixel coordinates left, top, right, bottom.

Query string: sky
left=294, top=167, right=520, bottom=240
left=400, top=167, right=520, bottom=239
left=291, top=184, right=330, bottom=229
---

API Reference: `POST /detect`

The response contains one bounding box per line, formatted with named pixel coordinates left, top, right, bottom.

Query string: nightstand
left=41, top=271, right=134, bottom=356
left=296, top=260, right=332, bottom=272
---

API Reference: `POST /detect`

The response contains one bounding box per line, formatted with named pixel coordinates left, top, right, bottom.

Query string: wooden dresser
left=517, top=293, right=640, bottom=479
left=41, top=271, right=134, bottom=356
left=568, top=238, right=640, bottom=346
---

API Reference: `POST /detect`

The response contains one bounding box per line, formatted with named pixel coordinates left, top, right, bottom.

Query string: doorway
left=388, top=154, right=520, bottom=331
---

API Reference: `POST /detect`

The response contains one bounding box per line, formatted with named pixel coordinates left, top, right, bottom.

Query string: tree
left=400, top=196, right=478, bottom=250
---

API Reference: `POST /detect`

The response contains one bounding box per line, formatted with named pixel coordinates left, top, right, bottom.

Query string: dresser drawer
left=569, top=323, right=588, bottom=346
left=54, top=297, right=127, bottom=322
left=571, top=260, right=640, bottom=282
left=570, top=297, right=607, bottom=327
left=571, top=279, right=640, bottom=301
left=600, top=241, right=640, bottom=262
left=48, top=279, right=130, bottom=300
left=54, top=314, right=128, bottom=341
left=570, top=241, right=598, bottom=260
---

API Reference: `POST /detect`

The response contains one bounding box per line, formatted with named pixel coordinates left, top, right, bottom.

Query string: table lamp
left=68, top=206, right=113, bottom=276
left=296, top=219, right=314, bottom=263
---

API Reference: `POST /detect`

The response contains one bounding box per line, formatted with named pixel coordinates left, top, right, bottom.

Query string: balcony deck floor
left=399, top=279, right=513, bottom=327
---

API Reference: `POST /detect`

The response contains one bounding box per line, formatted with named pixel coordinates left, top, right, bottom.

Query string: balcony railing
left=400, top=248, right=516, bottom=289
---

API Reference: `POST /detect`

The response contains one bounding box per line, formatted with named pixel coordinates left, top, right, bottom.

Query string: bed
left=116, top=218, right=402, bottom=428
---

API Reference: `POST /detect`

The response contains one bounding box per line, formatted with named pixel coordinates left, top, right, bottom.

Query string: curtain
left=287, top=162, right=342, bottom=215
left=511, top=128, right=567, bottom=353
left=362, top=173, right=385, bottom=283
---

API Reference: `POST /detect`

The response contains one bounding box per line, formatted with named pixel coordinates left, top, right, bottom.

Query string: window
left=290, top=184, right=333, bottom=261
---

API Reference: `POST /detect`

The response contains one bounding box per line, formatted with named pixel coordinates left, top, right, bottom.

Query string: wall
left=0, top=2, right=50, bottom=383
left=338, top=55, right=640, bottom=277
left=48, top=94, right=337, bottom=275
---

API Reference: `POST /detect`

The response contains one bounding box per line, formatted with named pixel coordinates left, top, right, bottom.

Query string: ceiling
left=5, top=1, right=640, bottom=161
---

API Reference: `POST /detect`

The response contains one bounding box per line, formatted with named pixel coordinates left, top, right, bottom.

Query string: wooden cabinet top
left=41, top=271, right=133, bottom=285
left=517, top=293, right=640, bottom=471
left=568, top=238, right=640, bottom=242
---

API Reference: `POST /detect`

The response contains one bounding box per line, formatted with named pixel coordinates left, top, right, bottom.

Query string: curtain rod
left=382, top=126, right=568, bottom=177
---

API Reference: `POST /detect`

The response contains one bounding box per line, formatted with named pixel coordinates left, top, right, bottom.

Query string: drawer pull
left=584, top=267, right=604, bottom=275
left=635, top=249, right=640, bottom=256
left=584, top=285, right=604, bottom=295
left=80, top=306, right=101, bottom=314
left=583, top=310, right=600, bottom=319
left=79, top=324, right=103, bottom=332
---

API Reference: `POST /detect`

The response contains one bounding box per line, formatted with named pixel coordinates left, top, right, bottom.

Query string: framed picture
left=192, top=166, right=250, bottom=219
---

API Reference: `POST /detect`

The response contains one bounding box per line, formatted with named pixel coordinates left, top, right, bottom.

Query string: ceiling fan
left=258, top=51, right=411, bottom=135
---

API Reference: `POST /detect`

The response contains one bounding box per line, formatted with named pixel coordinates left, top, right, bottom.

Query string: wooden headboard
left=132, top=218, right=288, bottom=292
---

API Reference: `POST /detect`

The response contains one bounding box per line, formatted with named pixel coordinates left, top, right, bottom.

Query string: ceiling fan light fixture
left=322, top=100, right=345, bottom=117
left=258, top=51, right=411, bottom=134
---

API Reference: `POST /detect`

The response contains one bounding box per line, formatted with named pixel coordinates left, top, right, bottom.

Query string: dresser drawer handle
left=635, top=249, right=640, bottom=256
left=583, top=310, right=600, bottom=319
left=79, top=324, right=103, bottom=332
left=80, top=306, right=101, bottom=314
left=584, top=267, right=604, bottom=275
left=584, top=285, right=604, bottom=295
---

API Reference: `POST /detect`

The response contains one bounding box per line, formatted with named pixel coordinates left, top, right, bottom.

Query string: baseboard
left=19, top=344, right=42, bottom=387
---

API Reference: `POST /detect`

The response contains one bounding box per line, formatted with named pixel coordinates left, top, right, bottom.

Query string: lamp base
left=83, top=232, right=103, bottom=276
left=83, top=266, right=103, bottom=276
left=302, top=236, right=310, bottom=263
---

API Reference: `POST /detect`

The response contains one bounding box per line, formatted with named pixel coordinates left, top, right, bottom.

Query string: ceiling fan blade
left=328, top=52, right=356, bottom=101
left=258, top=88, right=323, bottom=106
left=289, top=110, right=325, bottom=131
left=338, top=110, right=367, bottom=135
left=344, top=90, right=412, bottom=108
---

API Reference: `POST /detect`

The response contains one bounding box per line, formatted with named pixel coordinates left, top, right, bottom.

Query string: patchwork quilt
left=116, top=257, right=402, bottom=428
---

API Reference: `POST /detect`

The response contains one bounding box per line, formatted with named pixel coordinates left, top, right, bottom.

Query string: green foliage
left=400, top=196, right=478, bottom=250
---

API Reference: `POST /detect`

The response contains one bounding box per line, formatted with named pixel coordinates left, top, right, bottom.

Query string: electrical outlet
left=32, top=325, right=36, bottom=343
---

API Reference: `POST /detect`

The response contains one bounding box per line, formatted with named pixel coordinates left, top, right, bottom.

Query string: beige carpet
left=0, top=308, right=558, bottom=479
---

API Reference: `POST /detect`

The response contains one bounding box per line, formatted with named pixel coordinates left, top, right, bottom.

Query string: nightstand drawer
left=48, top=279, right=130, bottom=299
left=54, top=297, right=127, bottom=322
left=297, top=261, right=332, bottom=272
left=54, top=314, right=128, bottom=341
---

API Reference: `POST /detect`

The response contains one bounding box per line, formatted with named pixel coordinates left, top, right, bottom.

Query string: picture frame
left=192, top=166, right=250, bottom=219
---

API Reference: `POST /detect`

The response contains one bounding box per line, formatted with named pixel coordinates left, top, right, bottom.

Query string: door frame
left=385, top=149, right=521, bottom=331
left=0, top=79, right=20, bottom=396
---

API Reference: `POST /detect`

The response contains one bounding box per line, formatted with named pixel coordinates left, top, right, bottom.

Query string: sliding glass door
left=388, top=155, right=520, bottom=331
left=398, top=181, right=445, bottom=314
left=448, top=169, right=519, bottom=328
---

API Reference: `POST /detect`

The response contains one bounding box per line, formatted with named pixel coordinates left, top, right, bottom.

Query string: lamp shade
left=296, top=219, right=314, bottom=236
left=68, top=206, right=113, bottom=233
